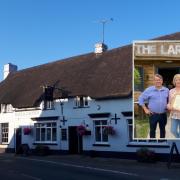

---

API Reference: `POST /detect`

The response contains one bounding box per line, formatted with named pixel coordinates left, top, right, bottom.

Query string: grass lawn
left=134, top=117, right=149, bottom=138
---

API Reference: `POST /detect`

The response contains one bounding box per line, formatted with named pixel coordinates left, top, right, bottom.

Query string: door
left=16, top=128, right=22, bottom=152
left=68, top=126, right=82, bottom=154
left=158, top=67, right=180, bottom=89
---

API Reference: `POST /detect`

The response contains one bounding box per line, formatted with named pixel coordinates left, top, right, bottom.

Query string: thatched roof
left=0, top=45, right=132, bottom=108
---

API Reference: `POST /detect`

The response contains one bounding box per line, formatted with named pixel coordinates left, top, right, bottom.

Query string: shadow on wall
left=0, top=125, right=34, bottom=154
left=2, top=123, right=53, bottom=156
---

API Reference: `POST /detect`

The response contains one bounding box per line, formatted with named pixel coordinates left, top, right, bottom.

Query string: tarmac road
left=0, top=153, right=179, bottom=180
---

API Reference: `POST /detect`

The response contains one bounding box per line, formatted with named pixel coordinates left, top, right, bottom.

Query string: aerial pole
left=98, top=18, right=113, bottom=44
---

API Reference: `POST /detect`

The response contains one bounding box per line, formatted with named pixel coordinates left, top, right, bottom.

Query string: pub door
left=158, top=67, right=180, bottom=89
left=68, top=126, right=82, bottom=154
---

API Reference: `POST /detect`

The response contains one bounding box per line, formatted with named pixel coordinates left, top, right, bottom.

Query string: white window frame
left=1, top=104, right=13, bottom=113
left=34, top=121, right=57, bottom=143
left=43, top=100, right=54, bottom=110
left=74, top=96, right=89, bottom=108
left=1, top=123, right=9, bottom=144
left=94, top=119, right=109, bottom=144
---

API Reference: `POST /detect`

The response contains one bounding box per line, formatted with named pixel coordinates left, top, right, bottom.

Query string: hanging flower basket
left=23, top=127, right=32, bottom=135
left=76, top=125, right=91, bottom=136
left=103, top=126, right=116, bottom=135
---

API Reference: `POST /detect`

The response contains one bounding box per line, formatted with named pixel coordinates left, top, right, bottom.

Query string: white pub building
left=0, top=32, right=180, bottom=160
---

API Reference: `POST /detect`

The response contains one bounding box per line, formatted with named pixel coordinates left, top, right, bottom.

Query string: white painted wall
left=0, top=97, right=177, bottom=154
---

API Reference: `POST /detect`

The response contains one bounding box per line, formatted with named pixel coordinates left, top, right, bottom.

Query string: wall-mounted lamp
left=165, top=60, right=173, bottom=63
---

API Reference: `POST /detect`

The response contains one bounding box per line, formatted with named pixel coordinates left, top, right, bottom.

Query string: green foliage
left=134, top=68, right=141, bottom=85
left=135, top=118, right=149, bottom=138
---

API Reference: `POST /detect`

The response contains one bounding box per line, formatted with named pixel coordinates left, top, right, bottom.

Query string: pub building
left=0, top=32, right=180, bottom=160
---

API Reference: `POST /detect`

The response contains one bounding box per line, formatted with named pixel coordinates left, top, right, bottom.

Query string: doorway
left=158, top=67, right=180, bottom=89
left=68, top=126, right=82, bottom=154
left=16, top=128, right=22, bottom=152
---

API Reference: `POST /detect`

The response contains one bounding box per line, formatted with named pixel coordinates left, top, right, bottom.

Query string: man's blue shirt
left=138, top=86, right=169, bottom=113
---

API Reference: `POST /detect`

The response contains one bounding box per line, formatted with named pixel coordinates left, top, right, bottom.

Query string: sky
left=1, top=0, right=180, bottom=80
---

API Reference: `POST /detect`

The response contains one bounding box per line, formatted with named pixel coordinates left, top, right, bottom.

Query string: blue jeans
left=171, top=119, right=180, bottom=138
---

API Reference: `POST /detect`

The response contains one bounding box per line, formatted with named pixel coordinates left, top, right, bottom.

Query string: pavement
left=0, top=153, right=180, bottom=180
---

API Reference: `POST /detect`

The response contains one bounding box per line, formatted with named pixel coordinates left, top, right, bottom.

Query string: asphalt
left=0, top=153, right=180, bottom=180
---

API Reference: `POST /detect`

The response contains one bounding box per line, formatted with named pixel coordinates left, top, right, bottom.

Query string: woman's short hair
left=173, top=74, right=180, bottom=86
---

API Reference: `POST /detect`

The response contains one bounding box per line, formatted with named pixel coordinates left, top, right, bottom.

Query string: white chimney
left=3, top=63, right=18, bottom=79
left=95, top=43, right=108, bottom=54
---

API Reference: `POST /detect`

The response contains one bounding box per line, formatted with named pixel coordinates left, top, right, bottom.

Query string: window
left=61, top=128, right=67, bottom=141
left=43, top=101, right=54, bottom=110
left=1, top=123, right=9, bottom=144
left=1, top=104, right=13, bottom=113
left=94, top=120, right=108, bottom=143
left=35, top=122, right=57, bottom=143
left=74, top=96, right=89, bottom=108
left=127, top=119, right=133, bottom=142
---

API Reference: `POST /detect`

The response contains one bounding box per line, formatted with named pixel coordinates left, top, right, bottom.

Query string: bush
left=16, top=144, right=30, bottom=156
left=34, top=145, right=50, bottom=156
left=136, top=148, right=156, bottom=163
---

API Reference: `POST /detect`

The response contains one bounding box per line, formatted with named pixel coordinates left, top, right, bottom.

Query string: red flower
left=76, top=125, right=86, bottom=136
left=103, top=126, right=116, bottom=135
left=23, top=127, right=31, bottom=135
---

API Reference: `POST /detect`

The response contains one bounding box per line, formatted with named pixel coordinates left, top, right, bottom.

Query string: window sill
left=73, top=106, right=90, bottom=109
left=93, top=143, right=110, bottom=147
left=127, top=142, right=169, bottom=148
left=15, top=108, right=41, bottom=112
left=33, top=142, right=58, bottom=145
left=0, top=143, right=9, bottom=145
left=42, top=108, right=55, bottom=111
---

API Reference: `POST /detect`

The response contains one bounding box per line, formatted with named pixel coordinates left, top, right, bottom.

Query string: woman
left=167, top=74, right=180, bottom=138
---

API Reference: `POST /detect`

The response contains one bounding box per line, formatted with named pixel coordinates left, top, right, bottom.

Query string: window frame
left=94, top=119, right=109, bottom=144
left=74, top=96, right=89, bottom=108
left=61, top=128, right=67, bottom=141
left=43, top=100, right=54, bottom=110
left=34, top=121, right=57, bottom=144
left=1, top=123, right=9, bottom=144
left=1, top=104, right=13, bottom=113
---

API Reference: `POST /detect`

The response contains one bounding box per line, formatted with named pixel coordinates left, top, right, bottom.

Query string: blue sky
left=1, top=0, right=180, bottom=80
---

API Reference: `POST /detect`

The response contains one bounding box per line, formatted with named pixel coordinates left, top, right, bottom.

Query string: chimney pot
left=3, top=63, right=18, bottom=79
left=94, top=43, right=108, bottom=54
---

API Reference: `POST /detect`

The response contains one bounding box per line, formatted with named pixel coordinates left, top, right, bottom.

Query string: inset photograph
left=133, top=41, right=180, bottom=139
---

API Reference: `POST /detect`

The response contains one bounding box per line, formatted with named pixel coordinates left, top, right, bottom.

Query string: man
left=138, top=74, right=169, bottom=138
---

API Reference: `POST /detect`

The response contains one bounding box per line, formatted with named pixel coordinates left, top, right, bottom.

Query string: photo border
left=133, top=40, right=180, bottom=140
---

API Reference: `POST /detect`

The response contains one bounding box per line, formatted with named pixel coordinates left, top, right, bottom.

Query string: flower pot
left=84, top=130, right=91, bottom=135
left=23, top=128, right=31, bottom=135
